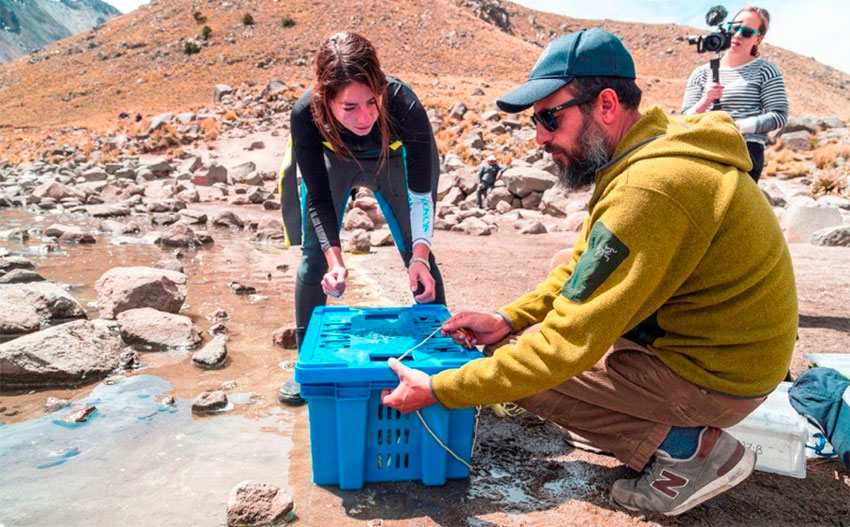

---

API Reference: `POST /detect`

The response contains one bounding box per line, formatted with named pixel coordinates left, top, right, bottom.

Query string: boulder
left=0, top=269, right=46, bottom=284
left=0, top=320, right=126, bottom=388
left=159, top=223, right=204, bottom=247
left=0, top=256, right=36, bottom=274
left=86, top=204, right=131, bottom=217
left=117, top=308, right=202, bottom=350
left=780, top=204, right=843, bottom=243
left=212, top=210, right=244, bottom=228
left=153, top=259, right=184, bottom=273
left=226, top=481, right=294, bottom=527
left=343, top=207, right=375, bottom=230
left=98, top=219, right=141, bottom=234
left=780, top=131, right=812, bottom=152
left=192, top=337, right=228, bottom=369
left=455, top=216, right=495, bottom=236
left=94, top=266, right=188, bottom=319
left=0, top=282, right=86, bottom=335
left=192, top=390, right=228, bottom=413
left=213, top=84, right=233, bottom=102
left=343, top=229, right=372, bottom=253
left=502, top=167, right=558, bottom=197
left=32, top=182, right=85, bottom=201
left=370, top=228, right=394, bottom=247
left=810, top=225, right=850, bottom=247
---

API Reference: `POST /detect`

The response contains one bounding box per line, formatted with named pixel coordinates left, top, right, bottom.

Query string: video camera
left=687, top=6, right=732, bottom=54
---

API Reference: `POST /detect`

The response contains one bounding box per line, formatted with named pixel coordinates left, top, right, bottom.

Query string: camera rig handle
left=709, top=56, right=722, bottom=111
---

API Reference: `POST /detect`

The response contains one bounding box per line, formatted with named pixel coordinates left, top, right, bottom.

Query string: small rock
left=192, top=338, right=228, bottom=369
left=228, top=281, right=257, bottom=295
left=192, top=390, right=228, bottom=413
left=221, top=380, right=238, bottom=390
left=61, top=405, right=96, bottom=423
left=226, top=481, right=294, bottom=527
left=206, top=309, right=229, bottom=321
left=209, top=322, right=228, bottom=335
left=272, top=326, right=297, bottom=349
left=119, top=350, right=140, bottom=369
left=44, top=397, right=71, bottom=412
left=153, top=259, right=184, bottom=273
left=159, top=395, right=175, bottom=406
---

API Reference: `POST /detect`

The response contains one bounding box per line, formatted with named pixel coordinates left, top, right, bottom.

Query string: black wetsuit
left=279, top=77, right=445, bottom=347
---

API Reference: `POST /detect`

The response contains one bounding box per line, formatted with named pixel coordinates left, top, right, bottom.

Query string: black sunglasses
left=530, top=95, right=596, bottom=132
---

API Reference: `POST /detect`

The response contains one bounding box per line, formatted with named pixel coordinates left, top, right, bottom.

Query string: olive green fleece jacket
left=432, top=106, right=798, bottom=409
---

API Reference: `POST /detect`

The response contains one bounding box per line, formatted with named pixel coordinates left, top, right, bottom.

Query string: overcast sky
left=108, top=0, right=849, bottom=74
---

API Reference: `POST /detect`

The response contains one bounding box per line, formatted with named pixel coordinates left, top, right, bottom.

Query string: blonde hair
left=735, top=6, right=770, bottom=57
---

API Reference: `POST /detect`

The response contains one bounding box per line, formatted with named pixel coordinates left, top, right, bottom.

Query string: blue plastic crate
left=295, top=305, right=483, bottom=490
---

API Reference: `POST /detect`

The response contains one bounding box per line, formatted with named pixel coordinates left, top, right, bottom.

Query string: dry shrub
left=435, top=128, right=458, bottom=154
left=813, top=143, right=850, bottom=169
left=200, top=117, right=219, bottom=141
left=810, top=168, right=848, bottom=198
left=770, top=148, right=794, bottom=165
left=782, top=161, right=809, bottom=178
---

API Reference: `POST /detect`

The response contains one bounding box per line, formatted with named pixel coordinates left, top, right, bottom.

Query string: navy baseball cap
left=497, top=28, right=636, bottom=114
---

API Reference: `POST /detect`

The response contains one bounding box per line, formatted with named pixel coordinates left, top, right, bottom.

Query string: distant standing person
left=681, top=6, right=788, bottom=182
left=277, top=31, right=444, bottom=404
left=476, top=155, right=507, bottom=209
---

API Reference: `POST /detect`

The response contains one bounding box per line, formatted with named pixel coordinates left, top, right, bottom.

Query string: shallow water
left=0, top=375, right=293, bottom=527
left=0, top=206, right=309, bottom=526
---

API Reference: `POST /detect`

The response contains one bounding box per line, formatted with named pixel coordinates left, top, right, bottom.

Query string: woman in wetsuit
left=277, top=32, right=444, bottom=402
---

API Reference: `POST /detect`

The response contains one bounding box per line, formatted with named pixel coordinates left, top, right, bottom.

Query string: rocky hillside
left=0, top=0, right=848, bottom=161
left=0, top=0, right=120, bottom=63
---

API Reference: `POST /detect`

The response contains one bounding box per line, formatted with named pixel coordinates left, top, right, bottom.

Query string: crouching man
left=381, top=28, right=797, bottom=516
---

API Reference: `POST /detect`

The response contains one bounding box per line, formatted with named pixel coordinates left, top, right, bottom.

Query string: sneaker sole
left=664, top=447, right=756, bottom=516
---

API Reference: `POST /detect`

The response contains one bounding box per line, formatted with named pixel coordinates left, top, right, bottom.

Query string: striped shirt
left=681, top=58, right=789, bottom=145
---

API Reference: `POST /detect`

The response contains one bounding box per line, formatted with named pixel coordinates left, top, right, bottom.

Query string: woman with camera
left=681, top=6, right=788, bottom=182
left=276, top=31, right=444, bottom=403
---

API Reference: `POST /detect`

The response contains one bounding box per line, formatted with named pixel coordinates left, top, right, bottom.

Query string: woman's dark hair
left=735, top=6, right=770, bottom=57
left=311, top=31, right=389, bottom=162
left=568, top=76, right=643, bottom=112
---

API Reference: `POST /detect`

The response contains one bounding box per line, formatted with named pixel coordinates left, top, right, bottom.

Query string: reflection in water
left=0, top=375, right=294, bottom=527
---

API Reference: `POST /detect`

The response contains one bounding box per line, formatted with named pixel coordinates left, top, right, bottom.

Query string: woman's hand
left=409, top=261, right=436, bottom=303
left=697, top=83, right=725, bottom=112
left=441, top=311, right=511, bottom=348
left=322, top=265, right=348, bottom=298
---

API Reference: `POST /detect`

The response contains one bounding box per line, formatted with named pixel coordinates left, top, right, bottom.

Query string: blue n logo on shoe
left=651, top=470, right=689, bottom=499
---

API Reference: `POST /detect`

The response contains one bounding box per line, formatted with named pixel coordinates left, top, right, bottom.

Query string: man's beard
left=545, top=114, right=613, bottom=190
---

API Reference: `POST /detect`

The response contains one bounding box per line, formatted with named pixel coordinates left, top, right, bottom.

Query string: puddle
left=0, top=375, right=294, bottom=527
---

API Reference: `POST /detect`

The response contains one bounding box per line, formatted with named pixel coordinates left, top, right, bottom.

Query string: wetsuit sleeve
left=408, top=190, right=434, bottom=248
left=393, top=89, right=435, bottom=194
left=391, top=83, right=436, bottom=248
left=432, top=183, right=709, bottom=408
left=291, top=100, right=340, bottom=251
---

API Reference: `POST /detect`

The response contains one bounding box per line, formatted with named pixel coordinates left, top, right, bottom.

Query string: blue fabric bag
left=788, top=367, right=850, bottom=471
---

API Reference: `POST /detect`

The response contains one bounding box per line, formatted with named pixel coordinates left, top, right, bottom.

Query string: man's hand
left=441, top=311, right=511, bottom=348
left=409, top=262, right=436, bottom=303
left=381, top=358, right=437, bottom=413
left=321, top=265, right=348, bottom=298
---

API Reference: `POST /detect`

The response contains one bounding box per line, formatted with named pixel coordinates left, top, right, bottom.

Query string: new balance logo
left=651, top=469, right=689, bottom=499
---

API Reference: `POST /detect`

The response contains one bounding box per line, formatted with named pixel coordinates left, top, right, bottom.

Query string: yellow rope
left=394, top=324, right=478, bottom=473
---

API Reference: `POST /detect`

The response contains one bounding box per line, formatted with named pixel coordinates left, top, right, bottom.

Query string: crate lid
left=295, top=305, right=484, bottom=384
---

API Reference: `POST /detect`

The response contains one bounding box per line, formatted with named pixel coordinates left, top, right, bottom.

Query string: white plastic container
left=724, top=382, right=808, bottom=478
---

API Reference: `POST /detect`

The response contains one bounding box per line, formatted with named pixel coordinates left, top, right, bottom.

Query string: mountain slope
left=0, top=0, right=847, bottom=139
left=0, top=0, right=121, bottom=63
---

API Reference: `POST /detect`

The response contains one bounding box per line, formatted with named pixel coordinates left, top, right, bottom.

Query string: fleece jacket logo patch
left=562, top=221, right=630, bottom=302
